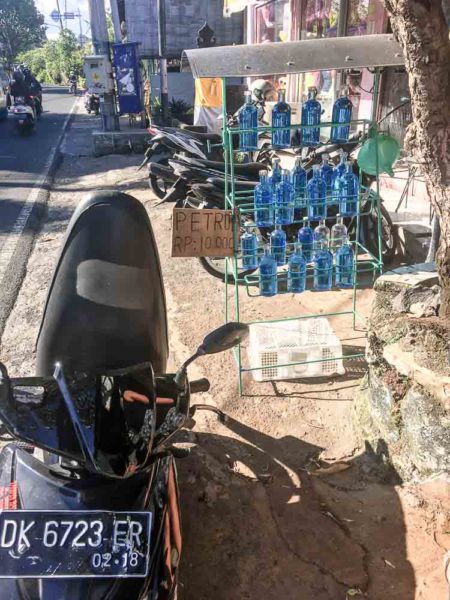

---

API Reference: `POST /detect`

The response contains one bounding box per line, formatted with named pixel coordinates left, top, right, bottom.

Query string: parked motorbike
left=141, top=126, right=223, bottom=199
left=12, top=96, right=35, bottom=134
left=85, top=92, right=100, bottom=115
left=0, top=190, right=248, bottom=598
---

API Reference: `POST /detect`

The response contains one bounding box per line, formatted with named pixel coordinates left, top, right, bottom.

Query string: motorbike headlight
left=14, top=108, right=27, bottom=114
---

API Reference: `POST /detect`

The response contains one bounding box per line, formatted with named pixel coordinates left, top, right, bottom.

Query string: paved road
left=0, top=86, right=77, bottom=337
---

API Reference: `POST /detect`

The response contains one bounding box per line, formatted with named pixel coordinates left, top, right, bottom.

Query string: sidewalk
left=0, top=109, right=448, bottom=600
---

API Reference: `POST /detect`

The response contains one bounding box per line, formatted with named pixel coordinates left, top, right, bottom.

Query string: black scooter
left=0, top=190, right=248, bottom=598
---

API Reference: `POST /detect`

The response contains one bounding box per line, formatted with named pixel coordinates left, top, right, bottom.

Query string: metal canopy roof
left=182, top=34, right=404, bottom=78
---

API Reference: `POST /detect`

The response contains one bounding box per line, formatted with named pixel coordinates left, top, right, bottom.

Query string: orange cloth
left=194, top=77, right=222, bottom=109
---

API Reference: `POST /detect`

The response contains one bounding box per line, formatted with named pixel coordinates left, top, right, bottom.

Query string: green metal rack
left=183, top=35, right=405, bottom=394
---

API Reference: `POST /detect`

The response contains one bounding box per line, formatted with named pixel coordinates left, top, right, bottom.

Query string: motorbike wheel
left=149, top=159, right=170, bottom=199
left=198, top=256, right=258, bottom=284
left=362, top=200, right=398, bottom=265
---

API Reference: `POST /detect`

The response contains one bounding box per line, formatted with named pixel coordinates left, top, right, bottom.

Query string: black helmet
left=13, top=69, right=24, bottom=83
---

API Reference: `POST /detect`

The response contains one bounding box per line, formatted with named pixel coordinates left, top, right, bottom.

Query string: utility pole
left=157, top=0, right=169, bottom=125
left=76, top=12, right=83, bottom=48
left=109, top=0, right=122, bottom=43
left=88, top=0, right=119, bottom=131
left=55, top=0, right=64, bottom=31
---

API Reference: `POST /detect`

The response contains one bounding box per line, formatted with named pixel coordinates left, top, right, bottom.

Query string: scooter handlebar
left=189, top=378, right=210, bottom=394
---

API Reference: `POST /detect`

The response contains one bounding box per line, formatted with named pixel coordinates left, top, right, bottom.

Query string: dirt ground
left=1, top=111, right=449, bottom=599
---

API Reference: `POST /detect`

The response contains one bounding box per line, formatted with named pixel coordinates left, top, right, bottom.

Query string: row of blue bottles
left=238, top=87, right=353, bottom=152
left=254, top=157, right=358, bottom=229
left=259, top=243, right=307, bottom=297
left=313, top=235, right=354, bottom=291
left=253, top=231, right=353, bottom=296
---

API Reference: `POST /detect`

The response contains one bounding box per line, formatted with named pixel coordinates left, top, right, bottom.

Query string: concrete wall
left=150, top=73, right=195, bottom=106
left=125, top=0, right=243, bottom=59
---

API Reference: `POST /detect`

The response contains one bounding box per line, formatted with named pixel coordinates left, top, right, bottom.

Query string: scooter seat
left=36, top=191, right=169, bottom=377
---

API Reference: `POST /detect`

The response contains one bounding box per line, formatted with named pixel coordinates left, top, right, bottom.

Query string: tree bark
left=383, top=0, right=450, bottom=318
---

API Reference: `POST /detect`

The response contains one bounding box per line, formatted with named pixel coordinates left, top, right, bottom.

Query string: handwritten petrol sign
left=172, top=208, right=236, bottom=258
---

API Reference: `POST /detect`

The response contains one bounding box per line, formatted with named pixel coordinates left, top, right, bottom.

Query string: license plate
left=0, top=510, right=151, bottom=578
left=18, top=120, right=24, bottom=124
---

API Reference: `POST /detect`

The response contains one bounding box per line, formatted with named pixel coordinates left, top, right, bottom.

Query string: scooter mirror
left=197, top=322, right=249, bottom=356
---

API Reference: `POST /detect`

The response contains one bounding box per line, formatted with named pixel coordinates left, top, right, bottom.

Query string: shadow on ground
left=176, top=414, right=415, bottom=600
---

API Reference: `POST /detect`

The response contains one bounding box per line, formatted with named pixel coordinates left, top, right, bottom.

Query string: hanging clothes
left=194, top=77, right=223, bottom=133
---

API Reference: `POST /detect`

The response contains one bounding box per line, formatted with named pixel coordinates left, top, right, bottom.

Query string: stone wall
left=353, top=263, right=450, bottom=480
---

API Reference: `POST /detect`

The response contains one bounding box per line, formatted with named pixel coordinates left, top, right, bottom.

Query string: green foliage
left=106, top=11, right=115, bottom=43
left=0, top=0, right=46, bottom=64
left=17, top=29, right=86, bottom=85
left=169, top=98, right=193, bottom=118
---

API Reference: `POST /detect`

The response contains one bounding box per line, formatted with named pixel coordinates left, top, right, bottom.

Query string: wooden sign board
left=172, top=208, right=236, bottom=258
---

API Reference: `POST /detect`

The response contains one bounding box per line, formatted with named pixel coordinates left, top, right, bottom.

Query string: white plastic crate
left=248, top=318, right=345, bottom=382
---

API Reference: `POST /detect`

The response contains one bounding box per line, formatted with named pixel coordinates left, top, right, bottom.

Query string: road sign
left=64, top=12, right=75, bottom=19
left=50, top=9, right=60, bottom=21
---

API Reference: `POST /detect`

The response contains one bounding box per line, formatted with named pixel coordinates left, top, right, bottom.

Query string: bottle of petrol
left=238, top=90, right=258, bottom=151
left=307, top=164, right=327, bottom=220
left=330, top=88, right=353, bottom=144
left=272, top=90, right=291, bottom=149
left=301, top=87, right=321, bottom=147
left=259, top=245, right=278, bottom=297
left=254, top=170, right=274, bottom=227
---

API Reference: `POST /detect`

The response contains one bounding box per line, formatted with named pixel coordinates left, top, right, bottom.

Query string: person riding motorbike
left=23, top=67, right=43, bottom=114
left=10, top=69, right=33, bottom=109
left=69, top=70, right=77, bottom=94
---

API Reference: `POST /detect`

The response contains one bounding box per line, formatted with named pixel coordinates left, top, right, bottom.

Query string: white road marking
left=0, top=99, right=79, bottom=286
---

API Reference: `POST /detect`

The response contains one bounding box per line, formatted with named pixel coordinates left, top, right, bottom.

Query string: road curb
left=0, top=98, right=81, bottom=340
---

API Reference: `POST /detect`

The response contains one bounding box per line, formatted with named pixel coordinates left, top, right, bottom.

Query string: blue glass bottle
left=288, top=242, right=307, bottom=293
left=238, top=90, right=258, bottom=151
left=307, top=164, right=327, bottom=220
left=330, top=89, right=353, bottom=144
left=254, top=170, right=274, bottom=227
left=270, top=224, right=286, bottom=266
left=269, top=158, right=282, bottom=189
left=272, top=90, right=291, bottom=149
left=332, top=151, right=347, bottom=203
left=297, top=217, right=314, bottom=263
left=275, top=169, right=294, bottom=225
left=240, top=224, right=258, bottom=270
left=259, top=245, right=278, bottom=297
left=313, top=219, right=330, bottom=256
left=314, top=240, right=333, bottom=291
left=320, top=154, right=334, bottom=201
left=339, top=161, right=359, bottom=217
left=335, top=235, right=354, bottom=289
left=291, top=157, right=307, bottom=209
left=301, top=87, right=321, bottom=147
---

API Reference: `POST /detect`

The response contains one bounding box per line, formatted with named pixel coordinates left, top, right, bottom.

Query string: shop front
left=247, top=0, right=397, bottom=129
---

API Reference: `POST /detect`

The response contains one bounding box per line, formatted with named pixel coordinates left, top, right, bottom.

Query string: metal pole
left=88, top=0, right=120, bottom=131
left=157, top=0, right=169, bottom=124
left=109, top=0, right=122, bottom=43
left=55, top=0, right=64, bottom=31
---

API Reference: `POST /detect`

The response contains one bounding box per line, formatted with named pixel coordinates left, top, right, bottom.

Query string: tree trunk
left=384, top=0, right=450, bottom=318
